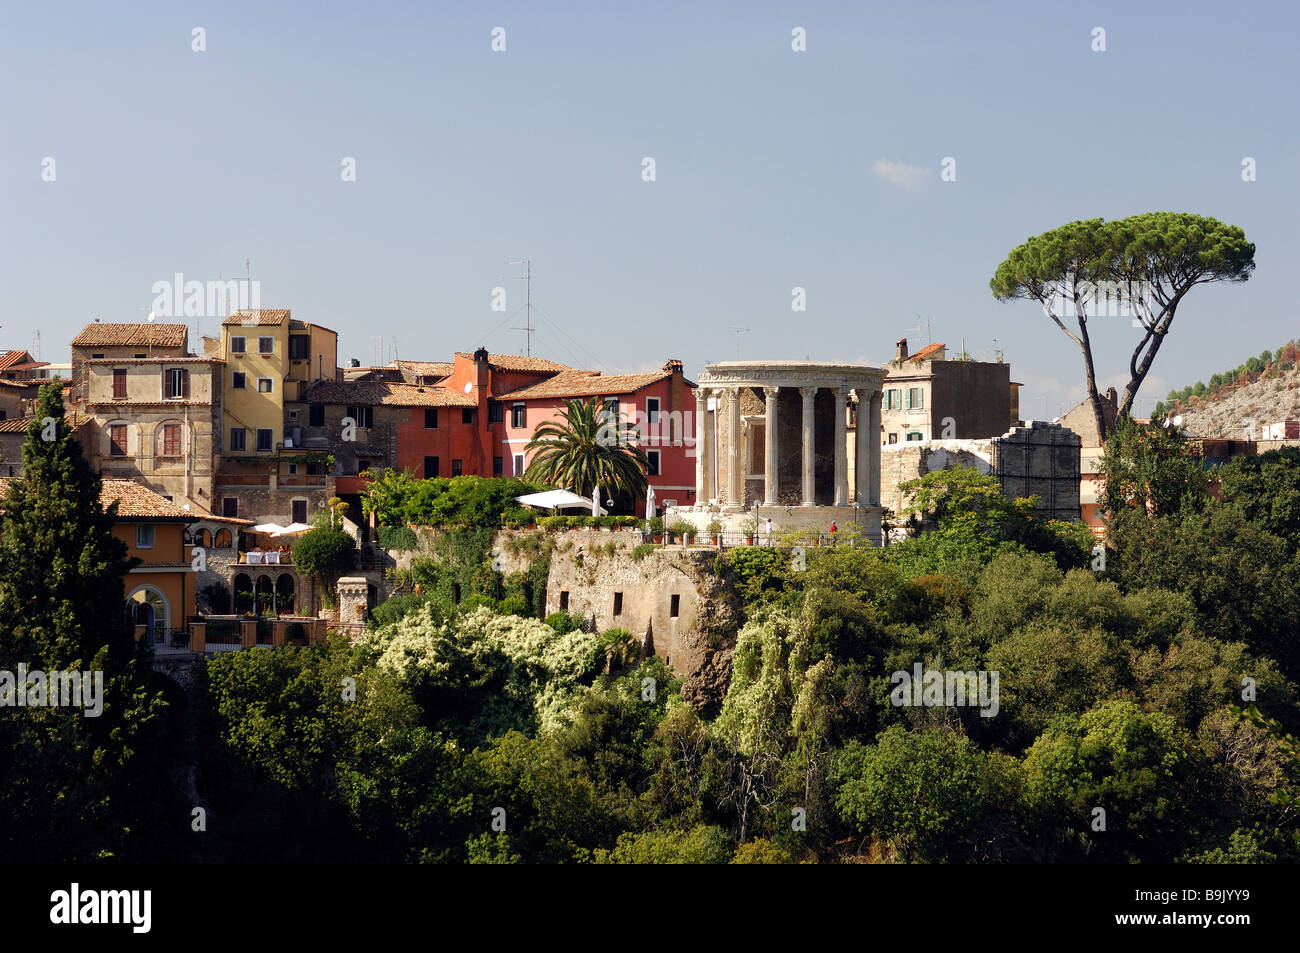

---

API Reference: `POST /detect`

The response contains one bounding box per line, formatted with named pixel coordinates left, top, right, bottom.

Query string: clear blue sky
left=3, top=0, right=1296, bottom=418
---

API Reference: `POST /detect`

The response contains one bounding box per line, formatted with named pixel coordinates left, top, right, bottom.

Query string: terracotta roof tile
left=304, top=380, right=476, bottom=408
left=0, top=477, right=192, bottom=519
left=392, top=360, right=454, bottom=381
left=907, top=342, right=946, bottom=362
left=71, top=323, right=189, bottom=348
left=499, top=369, right=672, bottom=399
left=223, top=309, right=291, bottom=326
left=455, top=352, right=570, bottom=373
left=0, top=351, right=36, bottom=371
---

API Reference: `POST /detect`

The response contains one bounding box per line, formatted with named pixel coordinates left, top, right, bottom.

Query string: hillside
left=1158, top=341, right=1300, bottom=437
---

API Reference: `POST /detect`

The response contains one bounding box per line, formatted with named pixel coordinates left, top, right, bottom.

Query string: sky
left=2, top=0, right=1296, bottom=419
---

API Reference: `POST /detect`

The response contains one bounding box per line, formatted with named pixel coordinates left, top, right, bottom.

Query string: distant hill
left=1158, top=340, right=1300, bottom=437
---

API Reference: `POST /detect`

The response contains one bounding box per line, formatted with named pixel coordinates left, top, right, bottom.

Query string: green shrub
left=497, top=596, right=528, bottom=617
left=648, top=516, right=664, bottom=535
left=631, top=543, right=656, bottom=561
left=376, top=525, right=418, bottom=551
left=545, top=611, right=585, bottom=635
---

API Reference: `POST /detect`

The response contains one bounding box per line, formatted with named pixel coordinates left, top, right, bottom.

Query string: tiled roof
left=303, top=380, right=476, bottom=408
left=223, top=309, right=291, bottom=326
left=84, top=357, right=223, bottom=365
left=0, top=477, right=192, bottom=520
left=455, top=352, right=570, bottom=373
left=392, top=360, right=454, bottom=380
left=71, top=323, right=189, bottom=348
left=908, top=342, right=946, bottom=362
left=0, top=350, right=36, bottom=371
left=0, top=412, right=88, bottom=434
left=499, top=369, right=671, bottom=400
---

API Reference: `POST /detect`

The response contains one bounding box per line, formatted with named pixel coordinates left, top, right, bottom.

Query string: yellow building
left=216, top=309, right=338, bottom=522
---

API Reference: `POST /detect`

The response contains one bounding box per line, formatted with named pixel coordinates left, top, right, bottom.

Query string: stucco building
left=881, top=338, right=1019, bottom=444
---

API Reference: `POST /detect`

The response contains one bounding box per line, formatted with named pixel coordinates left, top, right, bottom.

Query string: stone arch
left=255, top=574, right=275, bottom=614
left=275, top=573, right=296, bottom=614
left=214, top=528, right=232, bottom=548
left=127, top=585, right=171, bottom=644
left=153, top=418, right=187, bottom=458
left=233, top=572, right=253, bottom=613
left=195, top=527, right=212, bottom=548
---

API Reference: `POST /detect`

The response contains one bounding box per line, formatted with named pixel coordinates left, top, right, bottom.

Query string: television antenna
left=508, top=259, right=533, bottom=355
left=727, top=327, right=751, bottom=359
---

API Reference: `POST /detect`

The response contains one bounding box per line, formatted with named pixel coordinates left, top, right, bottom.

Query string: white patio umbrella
left=646, top=484, right=656, bottom=518
left=272, top=522, right=312, bottom=537
left=591, top=486, right=600, bottom=517
left=515, top=489, right=596, bottom=511
left=252, top=522, right=285, bottom=534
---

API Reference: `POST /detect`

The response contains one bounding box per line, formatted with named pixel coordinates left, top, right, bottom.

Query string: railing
left=203, top=618, right=243, bottom=652
left=236, top=551, right=293, bottom=565
left=215, top=473, right=271, bottom=485
left=654, top=532, right=870, bottom=549
left=151, top=628, right=195, bottom=656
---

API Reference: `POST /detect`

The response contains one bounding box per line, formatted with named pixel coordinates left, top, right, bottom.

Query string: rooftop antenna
left=508, top=259, right=532, bottom=356
left=31, top=330, right=40, bottom=361
left=727, top=327, right=751, bottom=359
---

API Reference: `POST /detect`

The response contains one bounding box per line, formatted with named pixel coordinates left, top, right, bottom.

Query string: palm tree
left=525, top=397, right=649, bottom=504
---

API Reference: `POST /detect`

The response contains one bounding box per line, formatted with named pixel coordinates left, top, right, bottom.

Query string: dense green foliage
left=363, top=470, right=543, bottom=529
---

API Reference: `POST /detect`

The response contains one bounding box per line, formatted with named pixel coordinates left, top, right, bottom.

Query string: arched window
left=214, top=528, right=232, bottom=548
left=196, top=528, right=212, bottom=548
left=255, top=575, right=275, bottom=615
left=155, top=420, right=184, bottom=458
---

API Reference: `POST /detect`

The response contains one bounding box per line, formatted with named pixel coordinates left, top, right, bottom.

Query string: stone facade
left=880, top=439, right=994, bottom=515
left=990, top=422, right=1081, bottom=522
left=689, top=360, right=886, bottom=544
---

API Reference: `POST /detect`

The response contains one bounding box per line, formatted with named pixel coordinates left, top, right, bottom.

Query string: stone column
left=869, top=390, right=882, bottom=505
left=800, top=386, right=817, bottom=506
left=833, top=387, right=848, bottom=505
left=763, top=387, right=779, bottom=505
left=696, top=387, right=713, bottom=503
left=853, top=390, right=871, bottom=504
left=727, top=387, right=743, bottom=507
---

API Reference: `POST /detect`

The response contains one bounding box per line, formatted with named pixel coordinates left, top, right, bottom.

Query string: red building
left=310, top=348, right=697, bottom=516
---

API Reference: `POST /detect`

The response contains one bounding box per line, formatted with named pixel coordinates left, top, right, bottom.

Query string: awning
left=516, top=489, right=604, bottom=513
left=252, top=522, right=285, bottom=534
left=272, top=522, right=312, bottom=537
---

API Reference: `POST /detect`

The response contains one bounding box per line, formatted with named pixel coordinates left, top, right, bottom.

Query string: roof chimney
left=663, top=358, right=683, bottom=373
left=895, top=338, right=908, bottom=362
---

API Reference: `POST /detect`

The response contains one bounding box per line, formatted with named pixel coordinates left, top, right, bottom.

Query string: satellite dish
left=1173, top=415, right=1183, bottom=427
left=463, top=382, right=472, bottom=393
left=147, top=311, right=156, bottom=323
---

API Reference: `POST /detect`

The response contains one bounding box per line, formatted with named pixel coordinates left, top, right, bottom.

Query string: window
left=905, top=387, right=924, bottom=410
left=257, top=429, right=273, bottom=452
left=91, top=353, right=104, bottom=359
left=156, top=423, right=181, bottom=457
left=232, top=372, right=246, bottom=389
left=670, top=594, right=680, bottom=618
left=109, top=424, right=128, bottom=457
left=462, top=408, right=475, bottom=425
left=906, top=432, right=924, bottom=441
left=292, top=499, right=308, bottom=524
left=309, top=403, right=325, bottom=427
left=345, top=405, right=373, bottom=428
left=647, top=450, right=661, bottom=476
left=888, top=433, right=898, bottom=444
left=0, top=410, right=5, bottom=421
left=646, top=397, right=660, bottom=424
left=287, top=463, right=298, bottom=474
left=493, top=456, right=503, bottom=476
left=258, top=378, right=273, bottom=394
left=289, top=335, right=310, bottom=360
left=452, top=459, right=463, bottom=476
left=229, top=426, right=247, bottom=451
left=195, top=529, right=211, bottom=547
left=167, top=368, right=188, bottom=399
left=603, top=397, right=619, bottom=419
left=613, top=592, right=623, bottom=616
left=134, top=354, right=146, bottom=360
left=222, top=498, right=238, bottom=519
left=112, top=369, right=127, bottom=399
left=214, top=528, right=232, bottom=547
left=514, top=454, right=524, bottom=476
left=424, top=408, right=438, bottom=429
left=230, top=337, right=246, bottom=354
left=307, top=462, right=324, bottom=475
left=559, top=591, right=569, bottom=611
left=258, top=337, right=274, bottom=354
left=136, top=524, right=155, bottom=549
left=884, top=388, right=901, bottom=410
left=511, top=403, right=526, bottom=428
left=424, top=456, right=439, bottom=478
left=488, top=402, right=503, bottom=423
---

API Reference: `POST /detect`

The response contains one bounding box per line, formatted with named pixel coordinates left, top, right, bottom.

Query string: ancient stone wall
left=990, top=421, right=1081, bottom=521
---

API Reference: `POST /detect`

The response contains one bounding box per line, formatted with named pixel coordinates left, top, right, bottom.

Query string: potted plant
left=741, top=518, right=757, bottom=545
left=669, top=521, right=694, bottom=546
left=706, top=519, right=723, bottom=545
left=648, top=516, right=664, bottom=544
